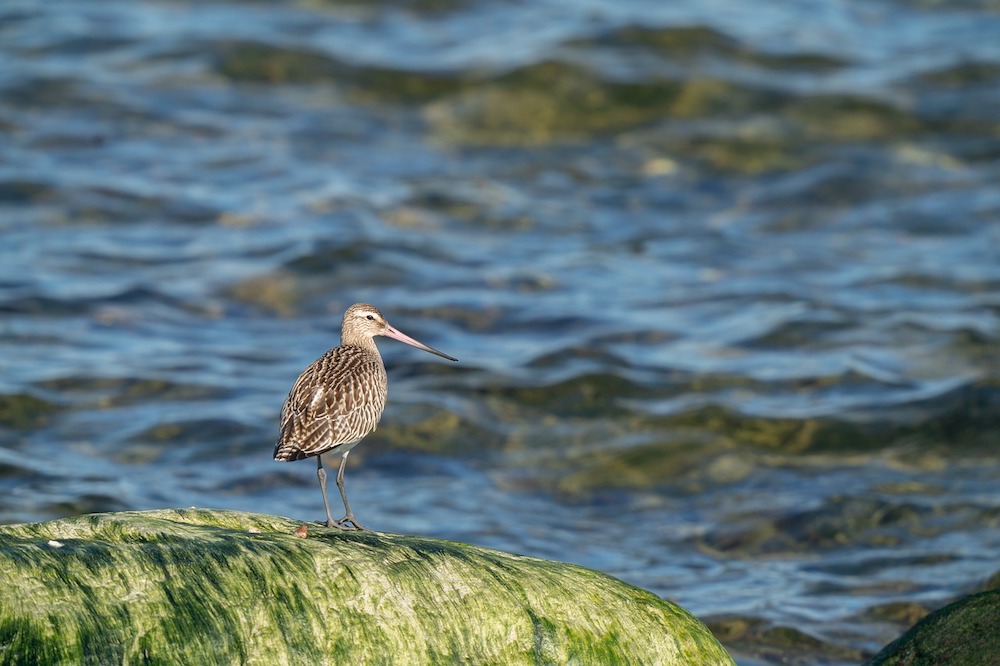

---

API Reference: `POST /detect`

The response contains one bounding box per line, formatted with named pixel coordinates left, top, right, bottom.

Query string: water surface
left=2, top=0, right=1000, bottom=663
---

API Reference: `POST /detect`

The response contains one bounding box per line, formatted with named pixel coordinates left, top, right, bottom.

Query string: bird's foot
left=336, top=515, right=369, bottom=531
left=323, top=518, right=351, bottom=530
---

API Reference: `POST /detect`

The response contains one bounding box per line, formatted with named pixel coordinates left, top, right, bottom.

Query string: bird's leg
left=315, top=455, right=340, bottom=529
left=335, top=452, right=368, bottom=531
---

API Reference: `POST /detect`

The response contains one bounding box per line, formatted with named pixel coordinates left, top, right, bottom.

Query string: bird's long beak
left=383, top=324, right=458, bottom=362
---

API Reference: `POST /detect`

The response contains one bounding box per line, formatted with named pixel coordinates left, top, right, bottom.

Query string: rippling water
left=3, top=0, right=1000, bottom=662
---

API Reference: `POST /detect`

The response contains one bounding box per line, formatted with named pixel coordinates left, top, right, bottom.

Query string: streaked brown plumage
left=274, top=303, right=457, bottom=530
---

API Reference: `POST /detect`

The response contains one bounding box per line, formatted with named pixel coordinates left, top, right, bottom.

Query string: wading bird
left=274, top=303, right=457, bottom=530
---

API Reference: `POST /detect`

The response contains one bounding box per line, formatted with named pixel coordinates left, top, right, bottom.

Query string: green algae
left=424, top=61, right=688, bottom=145
left=578, top=24, right=847, bottom=73
left=36, top=376, right=222, bottom=408
left=865, top=590, right=1000, bottom=666
left=0, top=393, right=58, bottom=430
left=214, top=40, right=469, bottom=102
left=0, top=508, right=734, bottom=665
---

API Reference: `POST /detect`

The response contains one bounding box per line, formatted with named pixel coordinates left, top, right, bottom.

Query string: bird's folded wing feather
left=274, top=350, right=386, bottom=461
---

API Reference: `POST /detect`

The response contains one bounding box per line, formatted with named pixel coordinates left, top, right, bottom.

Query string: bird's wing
left=274, top=350, right=386, bottom=461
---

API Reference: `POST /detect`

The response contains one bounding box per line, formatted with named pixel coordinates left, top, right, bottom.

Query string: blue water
left=3, top=0, right=1000, bottom=662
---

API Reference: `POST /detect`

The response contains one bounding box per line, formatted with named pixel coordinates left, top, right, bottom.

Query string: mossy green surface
left=0, top=508, right=734, bottom=665
left=865, top=590, right=1000, bottom=666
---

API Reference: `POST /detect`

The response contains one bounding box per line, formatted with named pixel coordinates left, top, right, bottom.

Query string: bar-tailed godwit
left=274, top=303, right=457, bottom=530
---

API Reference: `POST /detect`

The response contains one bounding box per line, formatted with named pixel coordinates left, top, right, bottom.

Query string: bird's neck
left=341, top=334, right=381, bottom=360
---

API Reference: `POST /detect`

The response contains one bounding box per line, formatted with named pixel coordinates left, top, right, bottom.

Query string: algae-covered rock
left=864, top=590, right=1000, bottom=666
left=0, top=508, right=734, bottom=665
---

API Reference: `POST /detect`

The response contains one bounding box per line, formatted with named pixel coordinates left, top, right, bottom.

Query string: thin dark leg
left=335, top=452, right=368, bottom=531
left=316, top=455, right=338, bottom=528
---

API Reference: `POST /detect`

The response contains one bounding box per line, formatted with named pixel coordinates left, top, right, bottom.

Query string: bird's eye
left=366, top=315, right=374, bottom=320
